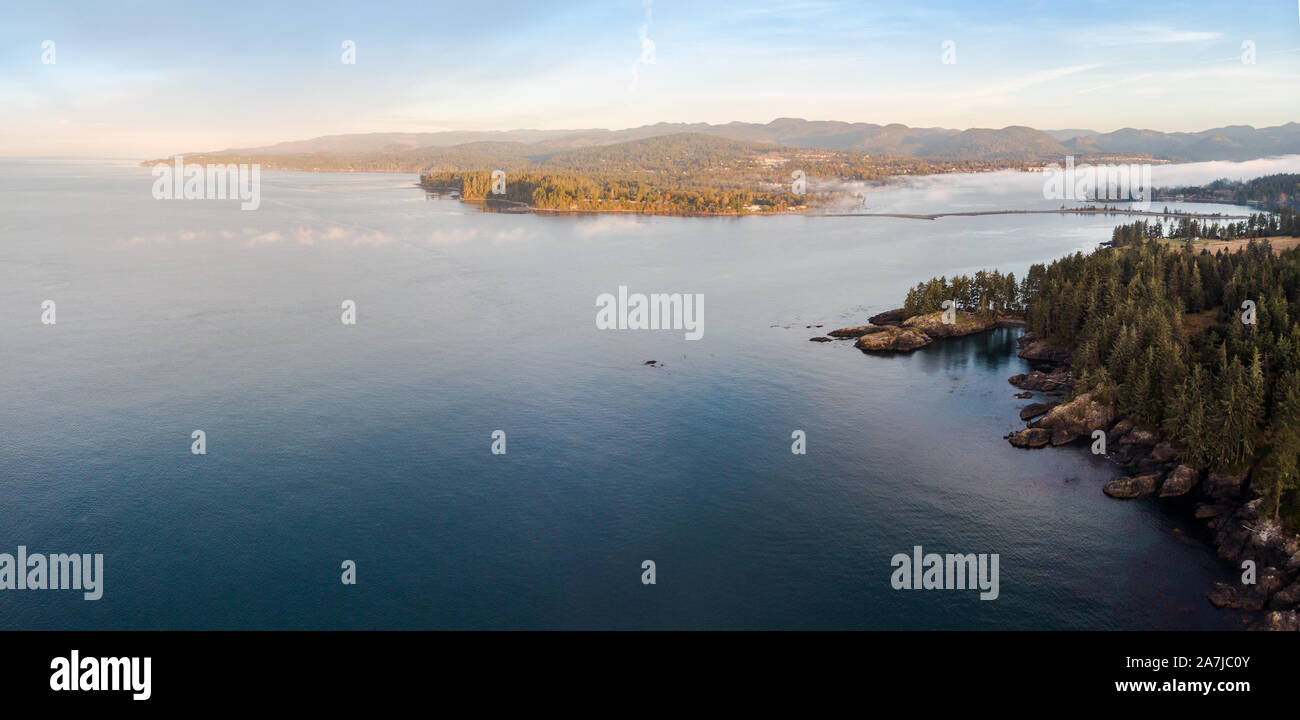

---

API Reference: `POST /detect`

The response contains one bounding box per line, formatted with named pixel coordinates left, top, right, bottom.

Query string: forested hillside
left=901, top=209, right=1300, bottom=528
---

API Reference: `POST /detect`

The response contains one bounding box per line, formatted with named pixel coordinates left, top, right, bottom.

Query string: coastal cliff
left=997, top=332, right=1300, bottom=629
left=821, top=302, right=1300, bottom=629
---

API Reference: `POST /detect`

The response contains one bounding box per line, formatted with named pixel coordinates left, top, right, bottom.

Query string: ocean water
left=1, top=157, right=1289, bottom=629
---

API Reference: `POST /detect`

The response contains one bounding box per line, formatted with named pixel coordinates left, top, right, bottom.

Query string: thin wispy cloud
left=1080, top=26, right=1221, bottom=46
left=630, top=0, right=656, bottom=92
left=941, top=63, right=1104, bottom=109
left=3, top=1, right=1297, bottom=154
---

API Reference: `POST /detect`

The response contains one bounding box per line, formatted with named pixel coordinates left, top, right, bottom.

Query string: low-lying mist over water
left=818, top=155, right=1300, bottom=214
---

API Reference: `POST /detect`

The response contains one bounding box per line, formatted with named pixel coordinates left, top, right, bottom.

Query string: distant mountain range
left=205, top=118, right=1300, bottom=163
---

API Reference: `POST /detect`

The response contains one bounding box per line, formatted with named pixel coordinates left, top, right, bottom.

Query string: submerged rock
left=808, top=336, right=833, bottom=342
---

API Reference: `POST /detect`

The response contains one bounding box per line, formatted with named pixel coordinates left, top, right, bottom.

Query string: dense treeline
left=1156, top=174, right=1300, bottom=209
left=903, top=216, right=1300, bottom=529
left=902, top=270, right=1023, bottom=316
left=422, top=169, right=804, bottom=215
left=1109, top=209, right=1300, bottom=246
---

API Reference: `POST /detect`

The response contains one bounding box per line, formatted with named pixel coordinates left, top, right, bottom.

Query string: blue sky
left=2, top=0, right=1298, bottom=156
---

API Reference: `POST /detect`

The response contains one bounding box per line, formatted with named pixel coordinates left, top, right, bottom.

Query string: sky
left=2, top=0, right=1299, bottom=157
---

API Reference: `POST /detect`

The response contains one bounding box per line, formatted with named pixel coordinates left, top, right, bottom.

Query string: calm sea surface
left=2, top=157, right=1296, bottom=628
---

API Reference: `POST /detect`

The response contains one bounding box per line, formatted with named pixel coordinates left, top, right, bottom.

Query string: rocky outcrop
left=1204, top=469, right=1249, bottom=500
left=992, top=332, right=1300, bottom=624
left=831, top=305, right=1300, bottom=626
left=1050, top=429, right=1079, bottom=446
left=828, top=325, right=885, bottom=338
left=1251, top=611, right=1300, bottom=631
left=809, top=336, right=833, bottom=342
left=1019, top=402, right=1056, bottom=421
left=902, top=310, right=997, bottom=338
left=1007, top=428, right=1052, bottom=448
left=1029, top=392, right=1114, bottom=436
left=867, top=308, right=906, bottom=326
left=1272, top=581, right=1300, bottom=609
left=1107, top=418, right=1134, bottom=445
left=831, top=310, right=1011, bottom=354
left=1017, top=335, right=1071, bottom=365
left=1151, top=442, right=1177, bottom=463
left=1120, top=428, right=1160, bottom=446
left=1194, top=504, right=1223, bottom=520
left=1198, top=497, right=1300, bottom=622
left=854, top=326, right=932, bottom=352
left=1008, top=368, right=1072, bottom=392
left=1103, top=473, right=1161, bottom=499
left=1158, top=465, right=1200, bottom=497
left=1207, top=582, right=1264, bottom=611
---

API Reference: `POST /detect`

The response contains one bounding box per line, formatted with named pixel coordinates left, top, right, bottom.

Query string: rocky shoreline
left=815, top=308, right=1024, bottom=352
left=818, top=309, right=1300, bottom=630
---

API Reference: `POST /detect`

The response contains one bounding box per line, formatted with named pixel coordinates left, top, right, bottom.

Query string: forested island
left=146, top=118, right=1300, bottom=217
left=819, top=198, right=1300, bottom=629
left=416, top=134, right=1025, bottom=216
left=1155, top=174, right=1300, bottom=210
left=148, top=132, right=1101, bottom=217
left=147, top=124, right=1300, bottom=217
